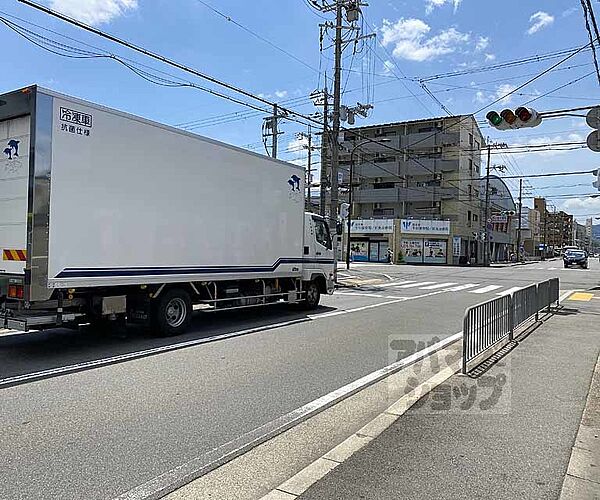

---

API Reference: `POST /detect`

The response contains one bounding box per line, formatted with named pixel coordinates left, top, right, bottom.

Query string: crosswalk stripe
left=497, top=286, right=522, bottom=296
left=393, top=281, right=436, bottom=289
left=419, top=282, right=458, bottom=290
left=446, top=283, right=480, bottom=291
left=377, top=280, right=416, bottom=288
left=469, top=285, right=503, bottom=294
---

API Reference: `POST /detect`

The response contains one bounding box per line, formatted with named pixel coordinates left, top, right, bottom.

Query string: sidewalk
left=297, top=294, right=600, bottom=500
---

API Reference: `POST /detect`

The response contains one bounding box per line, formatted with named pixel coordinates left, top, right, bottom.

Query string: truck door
left=0, top=115, right=30, bottom=277
left=303, top=214, right=334, bottom=290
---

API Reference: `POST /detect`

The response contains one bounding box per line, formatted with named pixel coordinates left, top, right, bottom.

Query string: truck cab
left=303, top=213, right=336, bottom=296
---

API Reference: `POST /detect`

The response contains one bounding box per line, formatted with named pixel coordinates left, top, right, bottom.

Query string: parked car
left=563, top=250, right=588, bottom=269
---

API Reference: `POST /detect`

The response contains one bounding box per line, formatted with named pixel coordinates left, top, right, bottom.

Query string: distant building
left=479, top=175, right=517, bottom=262
left=337, top=115, right=484, bottom=264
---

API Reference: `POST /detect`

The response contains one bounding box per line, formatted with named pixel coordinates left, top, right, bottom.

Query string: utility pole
left=517, top=178, right=523, bottom=261
left=329, top=0, right=344, bottom=264
left=320, top=88, right=329, bottom=217
left=297, top=127, right=314, bottom=211
left=483, top=143, right=492, bottom=266
left=272, top=104, right=279, bottom=158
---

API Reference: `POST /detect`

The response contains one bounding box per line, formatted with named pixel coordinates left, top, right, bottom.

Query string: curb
left=260, top=365, right=459, bottom=500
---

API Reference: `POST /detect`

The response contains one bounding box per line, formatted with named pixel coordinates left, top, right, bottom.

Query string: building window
left=373, top=182, right=395, bottom=189
left=469, top=133, right=473, bottom=146
left=474, top=140, right=480, bottom=151
left=468, top=210, right=472, bottom=221
left=373, top=208, right=394, bottom=216
left=473, top=214, right=479, bottom=222
left=468, top=158, right=473, bottom=172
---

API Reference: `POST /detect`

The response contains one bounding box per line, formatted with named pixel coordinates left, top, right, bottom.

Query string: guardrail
left=462, top=278, right=560, bottom=374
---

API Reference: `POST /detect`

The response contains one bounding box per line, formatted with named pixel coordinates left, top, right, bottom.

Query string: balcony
left=354, top=186, right=458, bottom=203
left=400, top=131, right=460, bottom=150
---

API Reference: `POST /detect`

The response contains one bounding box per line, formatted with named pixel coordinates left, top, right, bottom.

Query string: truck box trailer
left=0, top=86, right=335, bottom=335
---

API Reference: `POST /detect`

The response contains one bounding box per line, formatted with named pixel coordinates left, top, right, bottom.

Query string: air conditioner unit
left=375, top=177, right=382, bottom=183
left=374, top=203, right=382, bottom=209
left=433, top=201, right=441, bottom=208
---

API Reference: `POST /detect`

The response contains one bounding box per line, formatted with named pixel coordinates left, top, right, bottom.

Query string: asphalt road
left=1, top=259, right=599, bottom=500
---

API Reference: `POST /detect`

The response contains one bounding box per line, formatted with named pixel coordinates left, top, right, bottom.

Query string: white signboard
left=490, top=214, right=508, bottom=224
left=400, top=219, right=450, bottom=235
left=350, top=219, right=394, bottom=234
left=453, top=236, right=461, bottom=257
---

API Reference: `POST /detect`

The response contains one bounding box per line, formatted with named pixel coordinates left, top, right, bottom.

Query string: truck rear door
left=0, top=115, right=29, bottom=276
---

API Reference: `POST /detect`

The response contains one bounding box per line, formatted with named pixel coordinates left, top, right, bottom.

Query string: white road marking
left=116, top=332, right=463, bottom=500
left=393, top=281, right=436, bottom=289
left=336, top=292, right=406, bottom=300
left=1, top=289, right=453, bottom=389
left=497, top=287, right=523, bottom=296
left=419, top=282, right=457, bottom=290
left=469, top=285, right=503, bottom=294
left=260, top=364, right=458, bottom=500
left=376, top=280, right=416, bottom=288
left=446, top=284, right=479, bottom=292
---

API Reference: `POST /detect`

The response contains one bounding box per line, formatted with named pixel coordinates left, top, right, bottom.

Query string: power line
left=17, top=0, right=323, bottom=130
left=193, top=0, right=329, bottom=83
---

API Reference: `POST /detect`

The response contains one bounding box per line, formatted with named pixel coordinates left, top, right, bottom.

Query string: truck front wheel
left=301, top=281, right=321, bottom=310
left=153, top=288, right=192, bottom=336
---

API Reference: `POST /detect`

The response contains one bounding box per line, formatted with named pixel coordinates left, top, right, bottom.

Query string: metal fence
left=462, top=278, right=560, bottom=373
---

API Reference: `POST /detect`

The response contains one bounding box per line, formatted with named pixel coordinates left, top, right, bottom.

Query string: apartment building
left=337, top=115, right=484, bottom=264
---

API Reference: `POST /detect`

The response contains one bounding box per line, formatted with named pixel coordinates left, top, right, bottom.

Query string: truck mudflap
left=326, top=275, right=335, bottom=295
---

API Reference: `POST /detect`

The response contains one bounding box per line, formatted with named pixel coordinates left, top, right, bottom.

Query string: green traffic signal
left=486, top=111, right=502, bottom=126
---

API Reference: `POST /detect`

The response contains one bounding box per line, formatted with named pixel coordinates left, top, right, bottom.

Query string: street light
left=346, top=137, right=391, bottom=269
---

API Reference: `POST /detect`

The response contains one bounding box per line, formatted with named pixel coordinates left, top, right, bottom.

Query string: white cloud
left=475, top=36, right=489, bottom=52
left=380, top=18, right=470, bottom=62
left=562, top=7, right=579, bottom=18
left=275, top=90, right=288, bottom=99
left=425, top=0, right=462, bottom=15
left=496, top=83, right=517, bottom=104
left=46, top=0, right=137, bottom=25
left=382, top=60, right=395, bottom=75
left=527, top=11, right=554, bottom=35
left=485, top=53, right=496, bottom=61
left=474, top=90, right=486, bottom=104
left=561, top=197, right=600, bottom=214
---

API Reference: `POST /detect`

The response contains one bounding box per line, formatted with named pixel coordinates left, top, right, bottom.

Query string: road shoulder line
left=261, top=365, right=458, bottom=500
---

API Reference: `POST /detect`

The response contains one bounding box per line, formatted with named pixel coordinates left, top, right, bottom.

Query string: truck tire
left=301, top=281, right=321, bottom=310
left=153, top=288, right=192, bottom=336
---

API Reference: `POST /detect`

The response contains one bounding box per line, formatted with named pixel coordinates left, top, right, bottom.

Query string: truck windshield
left=312, top=217, right=332, bottom=250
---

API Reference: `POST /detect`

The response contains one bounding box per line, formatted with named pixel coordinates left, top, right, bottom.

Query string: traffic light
left=486, top=107, right=542, bottom=130
left=586, top=107, right=600, bottom=153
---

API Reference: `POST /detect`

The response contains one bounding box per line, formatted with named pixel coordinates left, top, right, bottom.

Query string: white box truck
left=0, top=86, right=335, bottom=335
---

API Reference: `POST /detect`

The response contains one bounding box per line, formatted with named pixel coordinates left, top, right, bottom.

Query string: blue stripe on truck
left=54, top=258, right=335, bottom=279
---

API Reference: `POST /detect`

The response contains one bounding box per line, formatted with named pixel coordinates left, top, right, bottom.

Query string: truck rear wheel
left=301, top=281, right=321, bottom=310
left=153, top=288, right=192, bottom=336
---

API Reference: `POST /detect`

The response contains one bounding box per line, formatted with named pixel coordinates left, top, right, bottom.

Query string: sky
left=1, top=0, right=599, bottom=223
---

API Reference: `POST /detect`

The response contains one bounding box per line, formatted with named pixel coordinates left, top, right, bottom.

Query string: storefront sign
left=424, top=239, right=447, bottom=264
left=350, top=219, right=394, bottom=234
left=349, top=241, right=369, bottom=262
left=453, top=236, right=461, bottom=257
left=400, top=219, right=450, bottom=235
left=400, top=239, right=424, bottom=263
left=490, top=214, right=508, bottom=223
